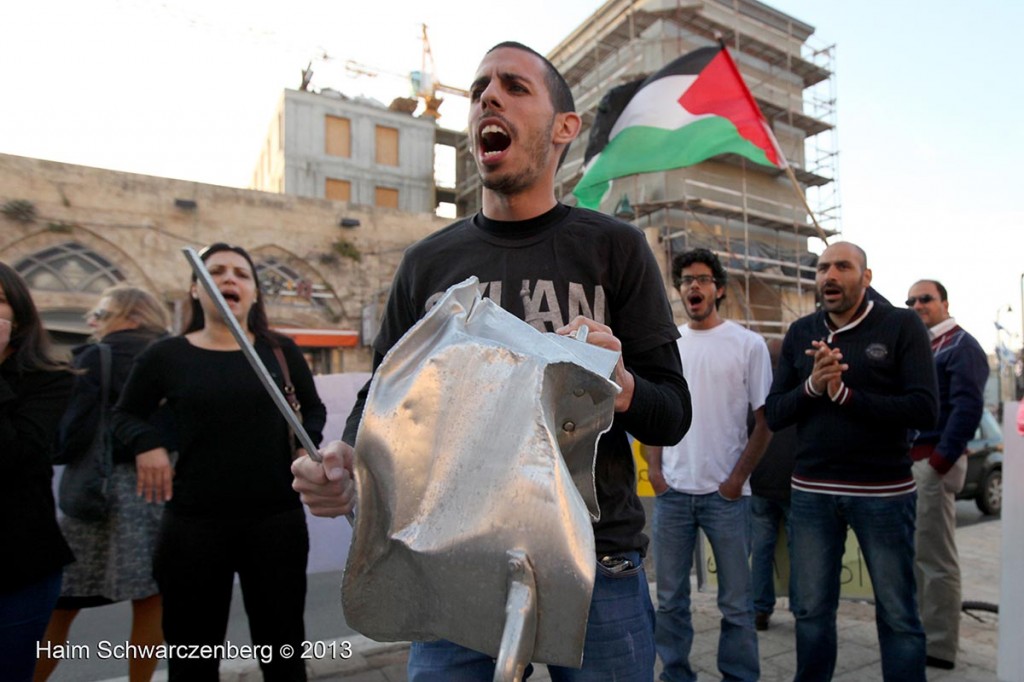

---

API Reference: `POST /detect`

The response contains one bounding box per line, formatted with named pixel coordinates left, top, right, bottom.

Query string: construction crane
left=411, top=24, right=469, bottom=119
left=325, top=24, right=468, bottom=119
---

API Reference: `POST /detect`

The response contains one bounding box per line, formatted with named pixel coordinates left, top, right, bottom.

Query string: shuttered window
left=375, top=125, right=399, bottom=166
left=325, top=116, right=351, bottom=157
left=326, top=178, right=351, bottom=201
left=375, top=187, right=399, bottom=208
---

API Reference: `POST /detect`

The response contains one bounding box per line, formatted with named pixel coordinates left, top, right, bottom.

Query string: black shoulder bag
left=58, top=343, right=114, bottom=522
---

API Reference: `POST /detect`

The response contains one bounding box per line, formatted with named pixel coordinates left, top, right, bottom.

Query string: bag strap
left=272, top=345, right=305, bottom=458
left=96, top=343, right=113, bottom=476
left=272, top=345, right=300, bottom=413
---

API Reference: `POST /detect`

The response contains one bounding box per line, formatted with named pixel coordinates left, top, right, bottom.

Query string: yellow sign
left=633, top=440, right=655, bottom=497
left=698, top=524, right=876, bottom=601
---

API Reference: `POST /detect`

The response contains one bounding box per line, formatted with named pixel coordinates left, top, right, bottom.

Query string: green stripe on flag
left=573, top=116, right=775, bottom=210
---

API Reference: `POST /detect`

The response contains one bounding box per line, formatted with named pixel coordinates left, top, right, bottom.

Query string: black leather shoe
left=926, top=656, right=955, bottom=670
left=755, top=612, right=770, bottom=631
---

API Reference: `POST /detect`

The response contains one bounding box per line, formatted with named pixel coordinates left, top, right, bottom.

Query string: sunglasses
left=905, top=294, right=936, bottom=306
left=86, top=309, right=112, bottom=322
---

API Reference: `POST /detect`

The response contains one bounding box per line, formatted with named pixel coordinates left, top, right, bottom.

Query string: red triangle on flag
left=679, top=50, right=781, bottom=167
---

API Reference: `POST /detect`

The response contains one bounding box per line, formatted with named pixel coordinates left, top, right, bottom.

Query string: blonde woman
left=36, top=285, right=171, bottom=682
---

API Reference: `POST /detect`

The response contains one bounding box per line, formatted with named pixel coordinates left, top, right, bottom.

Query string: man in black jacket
left=766, top=242, right=938, bottom=682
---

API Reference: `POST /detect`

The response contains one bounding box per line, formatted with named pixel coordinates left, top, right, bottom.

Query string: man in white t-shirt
left=646, top=248, right=773, bottom=682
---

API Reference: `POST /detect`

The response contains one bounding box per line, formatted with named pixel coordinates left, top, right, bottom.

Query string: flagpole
left=762, top=123, right=831, bottom=246
left=715, top=35, right=830, bottom=246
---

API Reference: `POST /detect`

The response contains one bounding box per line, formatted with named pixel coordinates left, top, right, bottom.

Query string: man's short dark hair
left=672, top=248, right=728, bottom=308
left=486, top=41, right=575, bottom=168
left=917, top=279, right=948, bottom=302
left=487, top=41, right=575, bottom=114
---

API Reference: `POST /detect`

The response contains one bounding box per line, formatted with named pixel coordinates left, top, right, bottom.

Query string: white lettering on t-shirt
left=568, top=282, right=605, bottom=325
left=423, top=280, right=607, bottom=331
left=481, top=281, right=502, bottom=304
left=521, top=279, right=563, bottom=332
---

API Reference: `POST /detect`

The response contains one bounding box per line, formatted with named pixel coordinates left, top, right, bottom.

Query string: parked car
left=956, top=410, right=1004, bottom=515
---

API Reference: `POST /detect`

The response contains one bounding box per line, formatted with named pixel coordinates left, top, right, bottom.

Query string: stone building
left=0, top=153, right=447, bottom=372
left=249, top=89, right=442, bottom=214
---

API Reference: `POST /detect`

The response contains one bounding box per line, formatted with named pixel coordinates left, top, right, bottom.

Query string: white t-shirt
left=661, top=320, right=772, bottom=495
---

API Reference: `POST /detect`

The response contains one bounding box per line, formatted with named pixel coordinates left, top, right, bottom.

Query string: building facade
left=1, top=153, right=447, bottom=372
left=250, top=89, right=439, bottom=214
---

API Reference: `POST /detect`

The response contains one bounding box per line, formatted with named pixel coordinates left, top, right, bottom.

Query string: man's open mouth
left=820, top=285, right=842, bottom=302
left=479, top=123, right=510, bottom=158
left=687, top=294, right=703, bottom=306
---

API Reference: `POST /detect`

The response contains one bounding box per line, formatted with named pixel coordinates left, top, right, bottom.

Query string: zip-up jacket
left=766, top=298, right=939, bottom=495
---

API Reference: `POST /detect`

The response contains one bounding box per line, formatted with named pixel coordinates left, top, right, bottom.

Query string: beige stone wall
left=0, top=153, right=449, bottom=370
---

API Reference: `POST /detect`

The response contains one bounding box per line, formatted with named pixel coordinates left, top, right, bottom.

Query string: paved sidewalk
left=308, top=519, right=1002, bottom=682
left=122, top=518, right=1004, bottom=682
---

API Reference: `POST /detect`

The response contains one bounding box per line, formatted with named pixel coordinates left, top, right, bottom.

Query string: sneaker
left=755, top=612, right=770, bottom=631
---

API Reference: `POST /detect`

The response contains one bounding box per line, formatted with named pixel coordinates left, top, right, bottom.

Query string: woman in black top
left=0, top=262, right=74, bottom=682
left=112, top=244, right=326, bottom=682
left=36, top=285, right=171, bottom=682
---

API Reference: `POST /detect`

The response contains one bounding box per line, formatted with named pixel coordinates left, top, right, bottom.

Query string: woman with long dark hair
left=112, top=244, right=326, bottom=681
left=0, top=262, right=75, bottom=682
left=36, top=285, right=171, bottom=682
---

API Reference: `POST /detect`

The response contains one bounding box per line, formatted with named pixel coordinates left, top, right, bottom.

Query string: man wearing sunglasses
left=906, top=280, right=988, bottom=671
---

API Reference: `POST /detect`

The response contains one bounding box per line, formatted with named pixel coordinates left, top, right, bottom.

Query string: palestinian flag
left=573, top=45, right=784, bottom=210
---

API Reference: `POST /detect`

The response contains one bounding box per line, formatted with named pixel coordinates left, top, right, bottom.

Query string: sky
left=2, top=0, right=1022, bottom=355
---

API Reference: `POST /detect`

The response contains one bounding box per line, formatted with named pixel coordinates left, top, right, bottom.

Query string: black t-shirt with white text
left=357, top=203, right=690, bottom=556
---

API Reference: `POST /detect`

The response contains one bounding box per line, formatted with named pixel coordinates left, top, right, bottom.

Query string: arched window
left=14, top=242, right=126, bottom=292
left=256, top=257, right=328, bottom=310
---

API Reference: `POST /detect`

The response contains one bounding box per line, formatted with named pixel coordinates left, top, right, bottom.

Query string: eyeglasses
left=86, top=309, right=112, bottom=322
left=905, top=294, right=936, bottom=306
left=678, top=275, right=716, bottom=287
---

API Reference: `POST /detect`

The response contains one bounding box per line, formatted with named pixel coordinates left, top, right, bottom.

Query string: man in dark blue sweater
left=766, top=242, right=939, bottom=682
left=906, top=279, right=988, bottom=671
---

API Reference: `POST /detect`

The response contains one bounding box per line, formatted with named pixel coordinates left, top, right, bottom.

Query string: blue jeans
left=407, top=551, right=655, bottom=681
left=653, top=490, right=758, bottom=682
left=789, top=490, right=925, bottom=682
left=749, top=495, right=791, bottom=616
left=0, top=569, right=62, bottom=682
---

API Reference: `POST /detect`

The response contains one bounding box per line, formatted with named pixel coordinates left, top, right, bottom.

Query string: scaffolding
left=454, top=0, right=840, bottom=337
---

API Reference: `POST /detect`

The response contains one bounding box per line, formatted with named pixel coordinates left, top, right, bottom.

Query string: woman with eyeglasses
left=111, top=243, right=326, bottom=682
left=35, top=285, right=171, bottom=682
left=0, top=262, right=75, bottom=682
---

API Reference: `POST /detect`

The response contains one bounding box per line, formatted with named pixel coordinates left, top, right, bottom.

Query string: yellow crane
left=339, top=24, right=467, bottom=119
left=413, top=24, right=469, bottom=119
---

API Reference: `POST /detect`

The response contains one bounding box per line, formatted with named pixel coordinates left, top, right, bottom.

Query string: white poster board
left=998, top=401, right=1022, bottom=682
left=306, top=372, right=371, bottom=574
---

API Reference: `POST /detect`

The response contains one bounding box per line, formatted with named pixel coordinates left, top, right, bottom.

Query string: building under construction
left=456, top=0, right=839, bottom=337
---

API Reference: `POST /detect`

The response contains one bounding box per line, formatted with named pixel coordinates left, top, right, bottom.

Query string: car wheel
left=976, top=469, right=1002, bottom=516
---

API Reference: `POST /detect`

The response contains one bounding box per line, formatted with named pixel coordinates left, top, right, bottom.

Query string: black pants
left=154, top=507, right=309, bottom=681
